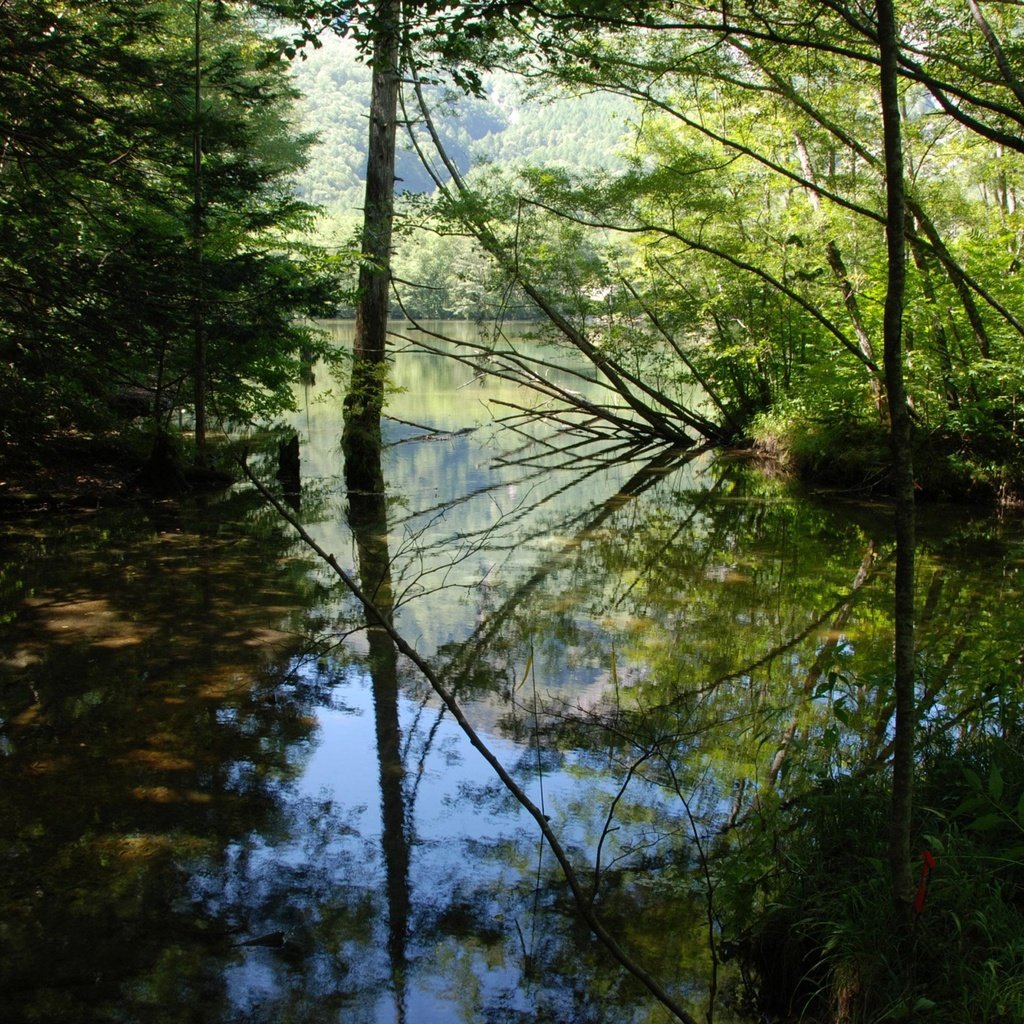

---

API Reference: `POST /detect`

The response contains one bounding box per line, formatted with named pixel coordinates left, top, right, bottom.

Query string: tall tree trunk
left=343, top=0, right=401, bottom=492
left=192, top=0, right=207, bottom=465
left=877, top=0, right=917, bottom=920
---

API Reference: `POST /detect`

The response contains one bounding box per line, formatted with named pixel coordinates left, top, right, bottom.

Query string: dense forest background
left=288, top=33, right=634, bottom=321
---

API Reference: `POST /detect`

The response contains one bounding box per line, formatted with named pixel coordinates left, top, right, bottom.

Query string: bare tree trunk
left=877, top=0, right=917, bottom=921
left=343, top=0, right=401, bottom=492
left=192, top=0, right=207, bottom=465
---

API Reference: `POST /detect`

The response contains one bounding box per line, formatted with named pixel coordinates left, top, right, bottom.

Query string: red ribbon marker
left=914, top=849, right=937, bottom=914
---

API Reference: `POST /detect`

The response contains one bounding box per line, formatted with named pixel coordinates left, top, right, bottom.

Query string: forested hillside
left=289, top=35, right=634, bottom=210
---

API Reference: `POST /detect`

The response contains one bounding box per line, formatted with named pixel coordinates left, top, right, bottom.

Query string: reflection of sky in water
left=213, top=657, right=690, bottom=1023
left=234, top=327, right=758, bottom=1018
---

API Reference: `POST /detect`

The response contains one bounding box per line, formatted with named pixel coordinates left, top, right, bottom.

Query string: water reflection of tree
left=341, top=442, right=709, bottom=1022
left=346, top=443, right=411, bottom=1023
left=242, top=425, right=1024, bottom=1024
left=465, top=464, right=1024, bottom=897
left=340, top=438, right=725, bottom=1021
left=0, top=490, right=334, bottom=1023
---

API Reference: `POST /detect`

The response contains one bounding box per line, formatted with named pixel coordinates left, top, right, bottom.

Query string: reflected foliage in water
left=0, top=492, right=334, bottom=1022
left=3, top=323, right=1024, bottom=1023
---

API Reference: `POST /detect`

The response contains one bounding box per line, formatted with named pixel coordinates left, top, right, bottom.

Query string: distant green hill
left=289, top=36, right=635, bottom=212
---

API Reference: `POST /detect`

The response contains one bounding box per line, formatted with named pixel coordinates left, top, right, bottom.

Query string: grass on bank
left=720, top=731, right=1024, bottom=1023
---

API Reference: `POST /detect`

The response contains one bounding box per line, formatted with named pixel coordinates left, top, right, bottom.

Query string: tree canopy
left=0, top=1, right=340, bottom=460
left=366, top=0, right=1024, bottom=499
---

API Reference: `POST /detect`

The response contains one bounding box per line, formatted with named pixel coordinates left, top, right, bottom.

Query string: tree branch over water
left=399, top=67, right=707, bottom=447
left=242, top=460, right=703, bottom=1024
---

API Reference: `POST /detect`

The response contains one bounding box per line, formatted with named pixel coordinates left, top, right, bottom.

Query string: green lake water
left=3, top=321, right=1024, bottom=1023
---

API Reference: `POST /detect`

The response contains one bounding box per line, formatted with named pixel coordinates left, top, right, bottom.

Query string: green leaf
left=988, top=764, right=1005, bottom=803
left=967, top=812, right=1007, bottom=832
left=951, top=795, right=986, bottom=818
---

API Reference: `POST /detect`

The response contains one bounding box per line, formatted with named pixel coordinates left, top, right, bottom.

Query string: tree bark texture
left=344, top=0, right=401, bottom=492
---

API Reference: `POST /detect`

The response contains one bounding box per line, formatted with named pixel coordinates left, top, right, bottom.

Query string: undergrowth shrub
left=720, top=732, right=1024, bottom=1023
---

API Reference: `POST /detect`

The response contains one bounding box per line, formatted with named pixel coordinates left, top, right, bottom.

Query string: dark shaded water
left=3, top=322, right=1024, bottom=1023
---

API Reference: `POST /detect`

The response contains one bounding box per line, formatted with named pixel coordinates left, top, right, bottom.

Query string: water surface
left=3, top=321, right=1024, bottom=1023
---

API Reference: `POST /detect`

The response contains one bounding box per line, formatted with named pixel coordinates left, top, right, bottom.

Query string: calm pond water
left=3, top=321, right=1024, bottom=1024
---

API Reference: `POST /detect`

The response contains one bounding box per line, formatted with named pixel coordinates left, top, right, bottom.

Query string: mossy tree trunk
left=343, top=0, right=400, bottom=494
